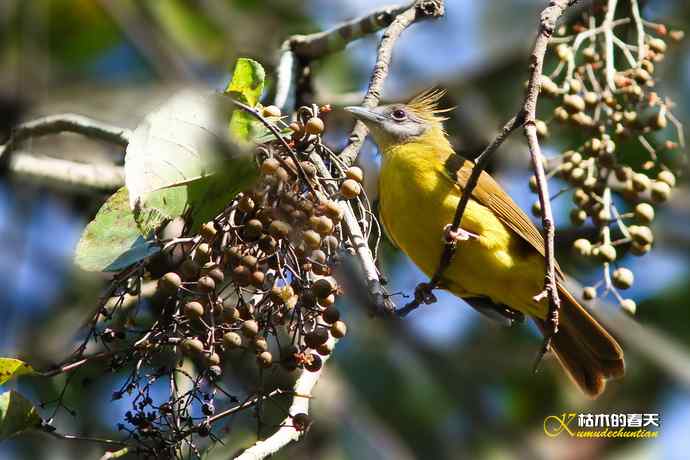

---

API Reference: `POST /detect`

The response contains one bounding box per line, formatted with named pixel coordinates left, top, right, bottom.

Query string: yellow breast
left=378, top=140, right=547, bottom=318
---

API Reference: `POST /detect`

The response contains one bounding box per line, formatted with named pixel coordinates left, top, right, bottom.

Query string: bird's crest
left=406, top=88, right=454, bottom=123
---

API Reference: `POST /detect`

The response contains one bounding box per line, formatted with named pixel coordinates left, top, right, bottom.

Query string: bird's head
left=345, top=88, right=453, bottom=152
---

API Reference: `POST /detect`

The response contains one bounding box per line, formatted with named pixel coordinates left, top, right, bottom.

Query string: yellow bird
left=346, top=89, right=624, bottom=398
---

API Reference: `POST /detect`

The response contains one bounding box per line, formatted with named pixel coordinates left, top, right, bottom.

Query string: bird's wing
left=443, top=154, right=546, bottom=258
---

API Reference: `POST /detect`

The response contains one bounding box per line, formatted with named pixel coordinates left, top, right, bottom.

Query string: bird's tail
left=536, top=285, right=625, bottom=398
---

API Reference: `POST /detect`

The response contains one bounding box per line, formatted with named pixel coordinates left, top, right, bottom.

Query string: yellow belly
left=379, top=152, right=547, bottom=318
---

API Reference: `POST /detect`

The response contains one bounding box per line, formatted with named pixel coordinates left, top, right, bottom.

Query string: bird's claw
left=414, top=282, right=437, bottom=305
left=443, top=224, right=478, bottom=243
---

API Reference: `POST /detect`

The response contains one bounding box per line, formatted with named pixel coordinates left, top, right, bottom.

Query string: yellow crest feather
left=406, top=88, right=453, bottom=123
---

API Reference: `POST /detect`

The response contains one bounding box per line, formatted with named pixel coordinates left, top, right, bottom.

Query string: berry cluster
left=532, top=3, right=684, bottom=314
left=83, top=104, right=371, bottom=456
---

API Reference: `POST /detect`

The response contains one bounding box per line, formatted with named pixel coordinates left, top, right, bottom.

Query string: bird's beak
left=344, top=106, right=385, bottom=125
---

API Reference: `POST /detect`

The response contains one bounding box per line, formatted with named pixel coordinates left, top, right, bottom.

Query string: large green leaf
left=0, top=391, right=41, bottom=440
left=0, top=359, right=36, bottom=385
left=125, top=90, right=259, bottom=236
left=74, top=187, right=160, bottom=272
left=225, top=58, right=266, bottom=143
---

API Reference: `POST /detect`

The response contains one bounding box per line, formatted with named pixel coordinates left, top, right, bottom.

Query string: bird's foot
left=532, top=289, right=548, bottom=303
left=443, top=224, right=478, bottom=243
left=414, top=282, right=437, bottom=305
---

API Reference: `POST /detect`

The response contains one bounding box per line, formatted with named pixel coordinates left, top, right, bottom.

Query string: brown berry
left=597, top=244, right=617, bottom=263
left=194, top=243, right=212, bottom=264
left=232, top=265, right=251, bottom=286
left=322, top=235, right=339, bottom=252
left=620, top=299, right=637, bottom=315
left=253, top=337, right=269, bottom=352
left=632, top=173, right=651, bottom=192
left=179, top=259, right=200, bottom=280
left=184, top=301, right=204, bottom=319
left=304, top=328, right=329, bottom=349
left=322, top=200, right=343, bottom=221
left=612, top=268, right=634, bottom=289
left=251, top=270, right=265, bottom=288
left=261, top=158, right=280, bottom=176
left=345, top=166, right=364, bottom=182
left=238, top=195, right=255, bottom=213
left=262, top=105, right=281, bottom=118
left=158, top=272, right=182, bottom=295
left=313, top=277, right=336, bottom=299
left=259, top=234, right=277, bottom=253
left=243, top=219, right=264, bottom=241
left=207, top=267, right=225, bottom=284
left=197, top=275, right=216, bottom=292
left=583, top=286, right=597, bottom=301
left=330, top=320, right=347, bottom=339
left=657, top=170, right=676, bottom=187
left=321, top=306, right=340, bottom=324
left=316, top=341, right=334, bottom=356
left=240, top=254, right=258, bottom=269
left=269, top=220, right=292, bottom=239
left=314, top=216, right=334, bottom=235
left=629, top=225, right=654, bottom=245
left=304, top=117, right=324, bottom=135
left=200, top=222, right=217, bottom=240
left=650, top=181, right=671, bottom=202
left=257, top=351, right=273, bottom=368
left=222, top=305, right=240, bottom=322
left=223, top=332, right=242, bottom=348
left=340, top=179, right=361, bottom=199
left=634, top=203, right=655, bottom=224
left=241, top=320, right=259, bottom=338
left=206, top=352, right=221, bottom=367
left=303, top=230, right=322, bottom=250
left=182, top=338, right=204, bottom=354
left=573, top=239, right=592, bottom=257
left=630, top=242, right=651, bottom=256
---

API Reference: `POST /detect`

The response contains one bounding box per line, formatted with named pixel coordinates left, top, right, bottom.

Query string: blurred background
left=1, top=0, right=690, bottom=459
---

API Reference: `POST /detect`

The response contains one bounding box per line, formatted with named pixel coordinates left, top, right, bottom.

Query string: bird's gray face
left=344, top=104, right=428, bottom=147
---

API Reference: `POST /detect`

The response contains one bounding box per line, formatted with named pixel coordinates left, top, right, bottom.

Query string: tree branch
left=339, top=0, right=445, bottom=166
left=0, top=113, right=131, bottom=172
left=9, top=151, right=125, bottom=191
left=288, top=4, right=409, bottom=60
left=399, top=0, right=576, bottom=327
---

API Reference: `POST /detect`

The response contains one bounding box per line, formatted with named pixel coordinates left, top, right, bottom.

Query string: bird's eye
left=391, top=109, right=407, bottom=121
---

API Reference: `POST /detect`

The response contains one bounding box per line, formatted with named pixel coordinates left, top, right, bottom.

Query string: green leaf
left=225, top=58, right=266, bottom=143
left=0, top=391, right=41, bottom=440
left=0, top=359, right=36, bottom=385
left=125, top=90, right=258, bottom=235
left=75, top=187, right=160, bottom=272
left=225, top=58, right=265, bottom=106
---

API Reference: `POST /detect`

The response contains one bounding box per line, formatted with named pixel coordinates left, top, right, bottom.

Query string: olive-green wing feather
left=443, top=154, right=546, bottom=257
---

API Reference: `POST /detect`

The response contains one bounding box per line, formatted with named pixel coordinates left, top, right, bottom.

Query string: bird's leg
left=443, top=224, right=478, bottom=243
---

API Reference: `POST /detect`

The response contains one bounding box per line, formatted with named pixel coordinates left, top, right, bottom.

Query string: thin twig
left=604, top=0, right=618, bottom=90
left=522, top=0, right=577, bottom=362
left=339, top=0, right=445, bottom=167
